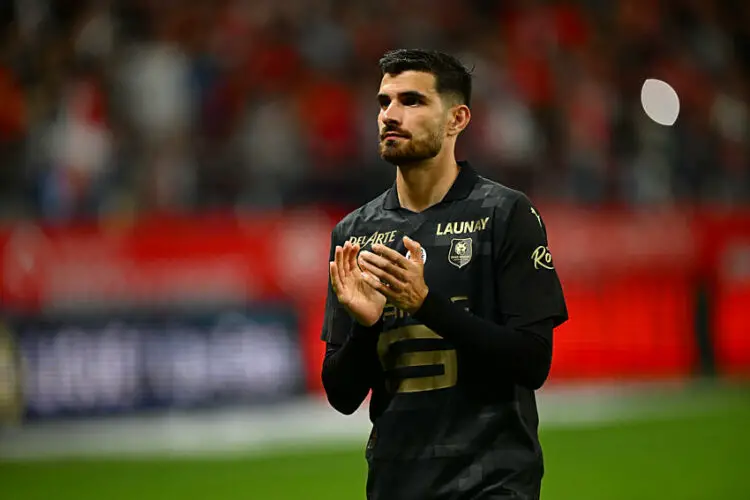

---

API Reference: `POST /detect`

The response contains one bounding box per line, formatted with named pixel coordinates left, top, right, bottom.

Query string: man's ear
left=447, top=104, right=471, bottom=137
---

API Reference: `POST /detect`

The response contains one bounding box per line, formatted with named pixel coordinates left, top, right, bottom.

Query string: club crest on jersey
left=405, top=247, right=427, bottom=264
left=448, top=238, right=473, bottom=269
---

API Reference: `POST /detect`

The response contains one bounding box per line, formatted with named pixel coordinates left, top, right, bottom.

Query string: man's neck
left=395, top=152, right=460, bottom=213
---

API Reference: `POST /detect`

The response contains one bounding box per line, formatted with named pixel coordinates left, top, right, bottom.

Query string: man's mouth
left=382, top=132, right=408, bottom=140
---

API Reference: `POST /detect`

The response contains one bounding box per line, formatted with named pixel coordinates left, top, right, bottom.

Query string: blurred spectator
left=40, top=58, right=113, bottom=220
left=0, top=0, right=748, bottom=220
left=561, top=45, right=614, bottom=203
left=0, top=18, right=27, bottom=219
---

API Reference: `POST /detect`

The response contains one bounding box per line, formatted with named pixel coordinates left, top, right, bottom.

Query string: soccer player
left=321, top=49, right=568, bottom=500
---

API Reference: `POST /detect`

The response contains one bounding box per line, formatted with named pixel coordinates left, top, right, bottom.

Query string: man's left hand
left=359, top=236, right=429, bottom=314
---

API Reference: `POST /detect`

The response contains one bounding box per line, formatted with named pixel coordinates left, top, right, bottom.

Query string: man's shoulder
left=332, top=191, right=391, bottom=236
left=468, top=174, right=529, bottom=218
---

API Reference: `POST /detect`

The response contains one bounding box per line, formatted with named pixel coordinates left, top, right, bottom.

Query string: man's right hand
left=330, top=241, right=387, bottom=326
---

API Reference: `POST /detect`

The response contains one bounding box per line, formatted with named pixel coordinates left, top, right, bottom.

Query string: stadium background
left=0, top=0, right=749, bottom=498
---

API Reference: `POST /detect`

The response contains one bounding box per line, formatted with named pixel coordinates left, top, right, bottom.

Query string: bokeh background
left=1, top=0, right=749, bottom=499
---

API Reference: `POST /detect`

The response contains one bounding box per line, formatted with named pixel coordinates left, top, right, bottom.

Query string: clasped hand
left=359, top=235, right=429, bottom=315
left=329, top=236, right=429, bottom=325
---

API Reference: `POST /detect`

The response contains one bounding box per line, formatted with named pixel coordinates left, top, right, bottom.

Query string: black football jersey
left=322, top=161, right=568, bottom=500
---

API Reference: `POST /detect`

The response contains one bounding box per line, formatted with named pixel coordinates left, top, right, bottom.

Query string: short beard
left=379, top=127, right=444, bottom=166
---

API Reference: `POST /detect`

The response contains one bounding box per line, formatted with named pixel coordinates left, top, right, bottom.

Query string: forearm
left=413, top=292, right=552, bottom=390
left=321, top=322, right=382, bottom=415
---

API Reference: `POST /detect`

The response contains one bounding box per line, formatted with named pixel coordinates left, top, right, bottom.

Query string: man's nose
left=381, top=103, right=403, bottom=124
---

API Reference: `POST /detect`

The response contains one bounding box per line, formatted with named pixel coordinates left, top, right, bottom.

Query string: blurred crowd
left=0, top=0, right=749, bottom=222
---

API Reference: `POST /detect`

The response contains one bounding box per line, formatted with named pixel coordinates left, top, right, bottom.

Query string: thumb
left=403, top=236, right=422, bottom=263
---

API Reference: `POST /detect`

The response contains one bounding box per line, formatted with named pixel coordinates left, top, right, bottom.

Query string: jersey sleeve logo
left=448, top=238, right=473, bottom=269
left=531, top=246, right=554, bottom=270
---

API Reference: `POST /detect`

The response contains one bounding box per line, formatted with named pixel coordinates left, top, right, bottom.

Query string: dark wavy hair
left=378, top=49, right=473, bottom=107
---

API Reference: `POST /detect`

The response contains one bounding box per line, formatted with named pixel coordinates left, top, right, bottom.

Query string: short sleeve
left=494, top=196, right=568, bottom=328
left=321, top=225, right=355, bottom=344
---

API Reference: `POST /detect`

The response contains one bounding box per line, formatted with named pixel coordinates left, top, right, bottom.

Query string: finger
left=360, top=260, right=406, bottom=292
left=352, top=243, right=362, bottom=273
left=361, top=271, right=396, bottom=300
left=329, top=261, right=341, bottom=295
left=341, top=242, right=351, bottom=274
left=344, top=242, right=360, bottom=274
left=356, top=244, right=371, bottom=273
left=403, top=236, right=423, bottom=265
left=334, top=245, right=347, bottom=278
left=372, top=244, right=410, bottom=269
left=360, top=250, right=409, bottom=281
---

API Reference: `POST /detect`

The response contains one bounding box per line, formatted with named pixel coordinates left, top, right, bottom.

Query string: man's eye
left=402, top=97, right=419, bottom=106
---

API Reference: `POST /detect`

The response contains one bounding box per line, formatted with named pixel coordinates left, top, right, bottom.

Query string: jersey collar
left=383, top=160, right=479, bottom=210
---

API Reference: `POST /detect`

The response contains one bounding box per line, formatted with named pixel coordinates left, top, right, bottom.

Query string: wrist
left=406, top=285, right=430, bottom=315
left=343, top=304, right=381, bottom=328
left=411, top=288, right=443, bottom=321
left=354, top=316, right=380, bottom=327
left=351, top=318, right=383, bottom=338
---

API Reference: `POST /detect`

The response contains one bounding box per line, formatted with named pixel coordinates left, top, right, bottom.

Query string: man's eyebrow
left=398, top=90, right=428, bottom=100
left=376, top=90, right=429, bottom=101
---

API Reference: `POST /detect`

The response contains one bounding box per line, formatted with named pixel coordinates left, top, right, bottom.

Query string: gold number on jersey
left=377, top=325, right=458, bottom=393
